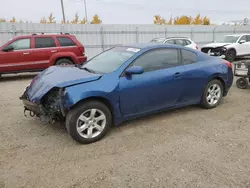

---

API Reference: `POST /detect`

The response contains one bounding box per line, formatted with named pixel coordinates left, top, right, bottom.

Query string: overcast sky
left=1, top=0, right=250, bottom=24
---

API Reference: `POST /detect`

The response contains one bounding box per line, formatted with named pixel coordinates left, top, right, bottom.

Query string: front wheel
left=66, top=101, right=112, bottom=144
left=225, top=49, right=236, bottom=62
left=55, top=58, right=73, bottom=66
left=201, top=79, right=223, bottom=109
left=236, top=78, right=248, bottom=89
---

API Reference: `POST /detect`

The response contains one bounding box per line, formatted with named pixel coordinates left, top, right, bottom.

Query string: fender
left=49, top=52, right=79, bottom=66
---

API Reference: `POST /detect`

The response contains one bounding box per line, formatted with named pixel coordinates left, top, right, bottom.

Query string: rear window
left=182, top=50, right=197, bottom=64
left=57, top=37, right=76, bottom=46
left=35, top=37, right=56, bottom=48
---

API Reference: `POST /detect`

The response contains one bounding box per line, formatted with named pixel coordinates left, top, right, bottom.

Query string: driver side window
left=7, top=38, right=31, bottom=50
left=239, top=35, right=247, bottom=43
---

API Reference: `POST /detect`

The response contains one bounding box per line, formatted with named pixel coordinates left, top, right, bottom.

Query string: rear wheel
left=201, top=79, right=223, bottom=109
left=226, top=49, right=236, bottom=62
left=236, top=78, right=248, bottom=89
left=55, top=58, right=73, bottom=66
left=66, top=101, right=112, bottom=144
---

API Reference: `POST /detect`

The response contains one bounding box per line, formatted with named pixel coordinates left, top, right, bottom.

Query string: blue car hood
left=27, top=66, right=101, bottom=103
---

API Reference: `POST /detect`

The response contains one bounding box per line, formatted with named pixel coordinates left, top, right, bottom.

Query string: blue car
left=20, top=43, right=233, bottom=144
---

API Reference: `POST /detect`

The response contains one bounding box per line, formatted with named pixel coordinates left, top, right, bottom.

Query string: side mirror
left=239, top=40, right=246, bottom=44
left=125, top=66, right=144, bottom=75
left=2, top=45, right=14, bottom=52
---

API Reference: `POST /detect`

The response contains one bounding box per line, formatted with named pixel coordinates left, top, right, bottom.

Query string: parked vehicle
left=233, top=60, right=250, bottom=89
left=201, top=34, right=250, bottom=62
left=20, top=43, right=233, bottom=144
left=150, top=37, right=199, bottom=50
left=0, top=33, right=87, bottom=77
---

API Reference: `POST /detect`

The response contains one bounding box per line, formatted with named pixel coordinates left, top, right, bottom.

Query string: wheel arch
left=227, top=47, right=237, bottom=56
left=54, top=56, right=75, bottom=65
left=210, top=76, right=227, bottom=96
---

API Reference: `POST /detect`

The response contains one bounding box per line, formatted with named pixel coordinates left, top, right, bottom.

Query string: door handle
left=174, top=72, right=182, bottom=77
left=23, top=52, right=30, bottom=55
left=51, top=50, right=57, bottom=53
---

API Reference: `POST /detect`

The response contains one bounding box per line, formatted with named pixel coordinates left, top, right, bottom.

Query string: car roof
left=121, top=43, right=192, bottom=50
left=152, top=37, right=190, bottom=40
left=226, top=34, right=250, bottom=37
left=12, top=33, right=73, bottom=40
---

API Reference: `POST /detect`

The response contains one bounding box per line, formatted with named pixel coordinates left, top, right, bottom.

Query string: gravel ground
left=0, top=73, right=250, bottom=188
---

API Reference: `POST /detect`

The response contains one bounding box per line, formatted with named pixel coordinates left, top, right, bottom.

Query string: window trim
left=34, top=37, right=56, bottom=49
left=120, top=47, right=182, bottom=77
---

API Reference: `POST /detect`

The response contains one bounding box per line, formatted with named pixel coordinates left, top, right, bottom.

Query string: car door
left=32, top=36, right=57, bottom=69
left=119, top=48, right=185, bottom=117
left=178, top=49, right=207, bottom=104
left=237, top=35, right=248, bottom=55
left=0, top=38, right=34, bottom=73
left=245, top=35, right=250, bottom=55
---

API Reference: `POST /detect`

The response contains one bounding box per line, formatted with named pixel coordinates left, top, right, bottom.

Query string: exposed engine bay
left=201, top=46, right=227, bottom=58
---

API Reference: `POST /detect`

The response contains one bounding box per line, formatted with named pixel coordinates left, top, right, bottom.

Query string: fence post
left=11, top=24, right=16, bottom=37
left=212, top=26, right=216, bottom=42
left=100, top=26, right=105, bottom=51
left=191, top=26, right=193, bottom=40
left=60, top=25, right=64, bottom=33
left=135, top=26, right=139, bottom=43
left=233, top=26, right=236, bottom=34
left=165, top=27, right=168, bottom=37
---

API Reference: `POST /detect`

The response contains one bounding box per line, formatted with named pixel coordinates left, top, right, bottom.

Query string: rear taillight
left=196, top=45, right=198, bottom=50
left=224, top=60, right=232, bottom=69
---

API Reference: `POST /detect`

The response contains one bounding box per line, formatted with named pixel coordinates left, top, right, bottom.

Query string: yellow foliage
left=154, top=15, right=166, bottom=25
left=48, top=13, right=56, bottom=23
left=0, top=18, right=6, bottom=22
left=80, top=18, right=87, bottom=24
left=91, top=14, right=102, bottom=24
left=192, top=14, right=203, bottom=25
left=203, top=16, right=210, bottom=25
left=40, top=17, right=47, bottom=24
left=71, top=13, right=79, bottom=24
left=10, top=17, right=16, bottom=23
left=174, top=16, right=192, bottom=25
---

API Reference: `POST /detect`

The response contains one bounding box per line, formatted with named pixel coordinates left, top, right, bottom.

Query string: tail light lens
left=224, top=60, right=232, bottom=69
left=196, top=45, right=198, bottom=50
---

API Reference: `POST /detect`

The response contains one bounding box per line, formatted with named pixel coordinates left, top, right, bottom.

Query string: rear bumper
left=77, top=56, right=87, bottom=64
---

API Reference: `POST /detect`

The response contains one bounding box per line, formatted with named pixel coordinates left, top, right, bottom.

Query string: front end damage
left=201, top=46, right=228, bottom=58
left=20, top=87, right=67, bottom=124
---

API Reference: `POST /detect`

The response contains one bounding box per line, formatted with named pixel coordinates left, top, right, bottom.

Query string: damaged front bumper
left=20, top=87, right=67, bottom=124
left=201, top=47, right=227, bottom=58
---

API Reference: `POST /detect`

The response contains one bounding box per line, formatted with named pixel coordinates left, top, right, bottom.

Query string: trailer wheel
left=236, top=78, right=248, bottom=89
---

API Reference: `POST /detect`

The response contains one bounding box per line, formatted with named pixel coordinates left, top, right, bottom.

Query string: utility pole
left=83, top=0, right=88, bottom=24
left=61, top=0, right=66, bottom=23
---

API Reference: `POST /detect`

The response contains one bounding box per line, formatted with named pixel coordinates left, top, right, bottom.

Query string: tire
left=236, top=78, right=248, bottom=89
left=201, top=79, right=224, bottom=109
left=55, top=58, right=73, bottom=66
left=66, top=100, right=112, bottom=144
left=226, top=49, right=236, bottom=62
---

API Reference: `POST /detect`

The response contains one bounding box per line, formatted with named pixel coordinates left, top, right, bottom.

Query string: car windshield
left=81, top=46, right=139, bottom=74
left=217, top=36, right=239, bottom=43
left=150, top=38, right=166, bottom=43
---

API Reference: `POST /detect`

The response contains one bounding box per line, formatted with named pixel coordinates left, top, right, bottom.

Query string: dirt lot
left=0, top=73, right=250, bottom=188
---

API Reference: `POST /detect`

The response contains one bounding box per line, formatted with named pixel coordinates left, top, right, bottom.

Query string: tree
left=0, top=18, right=6, bottom=22
left=153, top=15, right=166, bottom=25
left=167, top=16, right=173, bottom=25
left=40, top=17, right=47, bottom=24
left=71, top=13, right=79, bottom=24
left=48, top=13, right=56, bottom=23
left=203, top=16, right=210, bottom=25
left=80, top=17, right=87, bottom=24
left=91, top=14, right=102, bottom=24
left=10, top=17, right=17, bottom=23
left=192, top=14, right=203, bottom=25
left=174, top=16, right=192, bottom=25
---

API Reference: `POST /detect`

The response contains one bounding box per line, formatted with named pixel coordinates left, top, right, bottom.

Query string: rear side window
left=185, top=40, right=191, bottom=45
left=57, top=37, right=76, bottom=46
left=182, top=50, right=197, bottom=65
left=175, top=39, right=187, bottom=46
left=133, top=48, right=179, bottom=72
left=165, top=39, right=175, bottom=44
left=246, top=35, right=250, bottom=42
left=35, top=37, right=56, bottom=48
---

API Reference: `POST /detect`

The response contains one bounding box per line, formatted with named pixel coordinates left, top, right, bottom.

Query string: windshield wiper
left=82, top=67, right=95, bottom=73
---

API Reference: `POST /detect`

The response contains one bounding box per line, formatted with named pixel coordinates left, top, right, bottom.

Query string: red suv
left=0, top=33, right=87, bottom=76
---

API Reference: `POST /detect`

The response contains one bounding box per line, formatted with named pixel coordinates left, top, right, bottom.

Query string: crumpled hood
left=27, top=66, right=101, bottom=103
left=202, top=43, right=231, bottom=48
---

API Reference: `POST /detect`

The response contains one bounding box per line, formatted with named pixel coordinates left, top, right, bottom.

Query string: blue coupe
left=20, top=43, right=233, bottom=144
